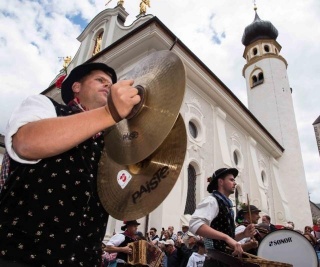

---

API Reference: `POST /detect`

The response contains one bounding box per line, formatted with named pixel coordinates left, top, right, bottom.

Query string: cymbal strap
left=107, top=91, right=122, bottom=123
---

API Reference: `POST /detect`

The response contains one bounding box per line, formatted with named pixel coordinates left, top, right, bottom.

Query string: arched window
left=184, top=164, right=196, bottom=215
left=252, top=47, right=258, bottom=56
left=251, top=70, right=264, bottom=88
left=252, top=75, right=257, bottom=84
left=264, top=45, right=270, bottom=53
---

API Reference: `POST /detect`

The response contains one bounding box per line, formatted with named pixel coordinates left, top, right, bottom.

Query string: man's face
left=188, top=236, right=196, bottom=246
left=149, top=230, right=155, bottom=237
left=168, top=226, right=174, bottom=233
left=262, top=216, right=270, bottom=224
left=219, top=174, right=237, bottom=196
left=127, top=224, right=138, bottom=235
left=182, top=226, right=189, bottom=233
left=73, top=70, right=112, bottom=110
left=248, top=211, right=260, bottom=224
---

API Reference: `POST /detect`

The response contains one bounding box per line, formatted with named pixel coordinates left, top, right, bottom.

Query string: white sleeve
left=106, top=234, right=125, bottom=247
left=189, top=196, right=219, bottom=235
left=5, top=95, right=57, bottom=164
left=235, top=225, right=249, bottom=244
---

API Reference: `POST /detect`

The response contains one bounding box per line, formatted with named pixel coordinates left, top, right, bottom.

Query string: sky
left=0, top=0, right=319, bottom=203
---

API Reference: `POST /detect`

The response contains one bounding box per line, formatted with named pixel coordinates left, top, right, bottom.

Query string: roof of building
left=242, top=11, right=278, bottom=46
left=313, top=115, right=320, bottom=125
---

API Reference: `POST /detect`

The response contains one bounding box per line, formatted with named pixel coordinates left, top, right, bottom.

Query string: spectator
left=168, top=226, right=178, bottom=241
left=261, top=215, right=277, bottom=232
left=147, top=227, right=160, bottom=245
left=164, top=239, right=181, bottom=267
left=304, top=226, right=317, bottom=247
left=181, top=224, right=190, bottom=239
left=177, top=232, right=199, bottom=267
left=186, top=240, right=206, bottom=267
left=160, top=230, right=171, bottom=242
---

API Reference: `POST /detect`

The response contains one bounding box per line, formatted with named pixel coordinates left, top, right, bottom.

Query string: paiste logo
left=132, top=166, right=169, bottom=204
left=269, top=237, right=293, bottom=247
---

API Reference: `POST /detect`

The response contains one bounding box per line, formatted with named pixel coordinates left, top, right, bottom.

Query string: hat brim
left=61, top=63, right=117, bottom=104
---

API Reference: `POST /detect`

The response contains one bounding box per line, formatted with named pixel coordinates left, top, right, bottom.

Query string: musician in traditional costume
left=105, top=220, right=141, bottom=266
left=189, top=168, right=256, bottom=267
left=0, top=62, right=140, bottom=266
left=235, top=205, right=261, bottom=255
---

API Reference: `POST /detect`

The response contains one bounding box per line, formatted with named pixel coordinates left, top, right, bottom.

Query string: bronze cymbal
left=104, top=50, right=186, bottom=165
left=97, top=114, right=187, bottom=221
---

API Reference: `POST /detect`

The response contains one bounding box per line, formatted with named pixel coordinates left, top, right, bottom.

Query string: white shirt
left=5, top=95, right=56, bottom=164
left=186, top=252, right=206, bottom=267
left=189, top=196, right=219, bottom=235
left=235, top=225, right=250, bottom=244
left=106, top=233, right=126, bottom=247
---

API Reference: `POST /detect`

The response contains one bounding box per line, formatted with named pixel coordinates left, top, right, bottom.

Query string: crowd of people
left=101, top=215, right=320, bottom=267
left=102, top=168, right=320, bottom=267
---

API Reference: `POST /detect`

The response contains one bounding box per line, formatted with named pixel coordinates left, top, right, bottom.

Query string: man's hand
left=243, top=224, right=256, bottom=238
left=108, top=80, right=141, bottom=119
left=226, top=237, right=243, bottom=257
left=123, top=245, right=132, bottom=254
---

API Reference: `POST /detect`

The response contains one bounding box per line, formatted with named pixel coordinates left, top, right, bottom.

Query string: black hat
left=241, top=205, right=261, bottom=213
left=121, top=220, right=140, bottom=231
left=236, top=205, right=261, bottom=224
left=61, top=62, right=117, bottom=104
left=207, top=168, right=238, bottom=193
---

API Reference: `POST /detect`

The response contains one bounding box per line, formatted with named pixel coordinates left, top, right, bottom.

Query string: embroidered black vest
left=0, top=98, right=109, bottom=267
left=210, top=194, right=235, bottom=253
left=116, top=233, right=136, bottom=262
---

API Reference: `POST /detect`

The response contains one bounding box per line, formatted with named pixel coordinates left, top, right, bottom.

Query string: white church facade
left=27, top=4, right=313, bottom=234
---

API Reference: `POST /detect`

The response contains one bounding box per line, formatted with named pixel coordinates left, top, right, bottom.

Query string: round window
left=233, top=151, right=238, bottom=166
left=189, top=121, right=198, bottom=139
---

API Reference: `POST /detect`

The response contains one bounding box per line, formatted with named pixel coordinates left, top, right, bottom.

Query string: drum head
left=258, top=229, right=319, bottom=267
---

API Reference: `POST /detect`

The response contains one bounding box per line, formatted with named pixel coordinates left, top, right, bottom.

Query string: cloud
left=0, top=0, right=319, bottom=204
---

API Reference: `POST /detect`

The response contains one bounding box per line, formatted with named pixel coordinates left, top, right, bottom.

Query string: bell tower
left=242, top=7, right=312, bottom=227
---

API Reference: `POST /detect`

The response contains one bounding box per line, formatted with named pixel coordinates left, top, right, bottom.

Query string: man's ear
left=72, top=82, right=81, bottom=93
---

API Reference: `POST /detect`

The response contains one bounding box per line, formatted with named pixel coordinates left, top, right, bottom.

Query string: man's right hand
left=123, top=245, right=132, bottom=254
left=109, top=80, right=141, bottom=119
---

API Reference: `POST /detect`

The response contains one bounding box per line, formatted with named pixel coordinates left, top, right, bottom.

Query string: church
left=30, top=3, right=314, bottom=234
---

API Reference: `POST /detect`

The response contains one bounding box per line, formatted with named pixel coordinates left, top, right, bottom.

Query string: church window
left=189, top=121, right=198, bottom=139
left=252, top=75, right=257, bottom=84
left=258, top=72, right=264, bottom=81
left=264, top=45, right=270, bottom=53
left=184, top=164, right=196, bottom=215
left=261, top=171, right=268, bottom=187
left=233, top=151, right=238, bottom=166
left=275, top=48, right=278, bottom=55
left=252, top=47, right=258, bottom=56
left=251, top=71, right=264, bottom=88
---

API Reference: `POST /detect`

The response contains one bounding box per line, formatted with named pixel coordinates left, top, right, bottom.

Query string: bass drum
left=258, top=229, right=319, bottom=267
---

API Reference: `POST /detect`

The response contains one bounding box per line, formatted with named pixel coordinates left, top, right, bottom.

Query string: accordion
left=127, top=240, right=164, bottom=266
